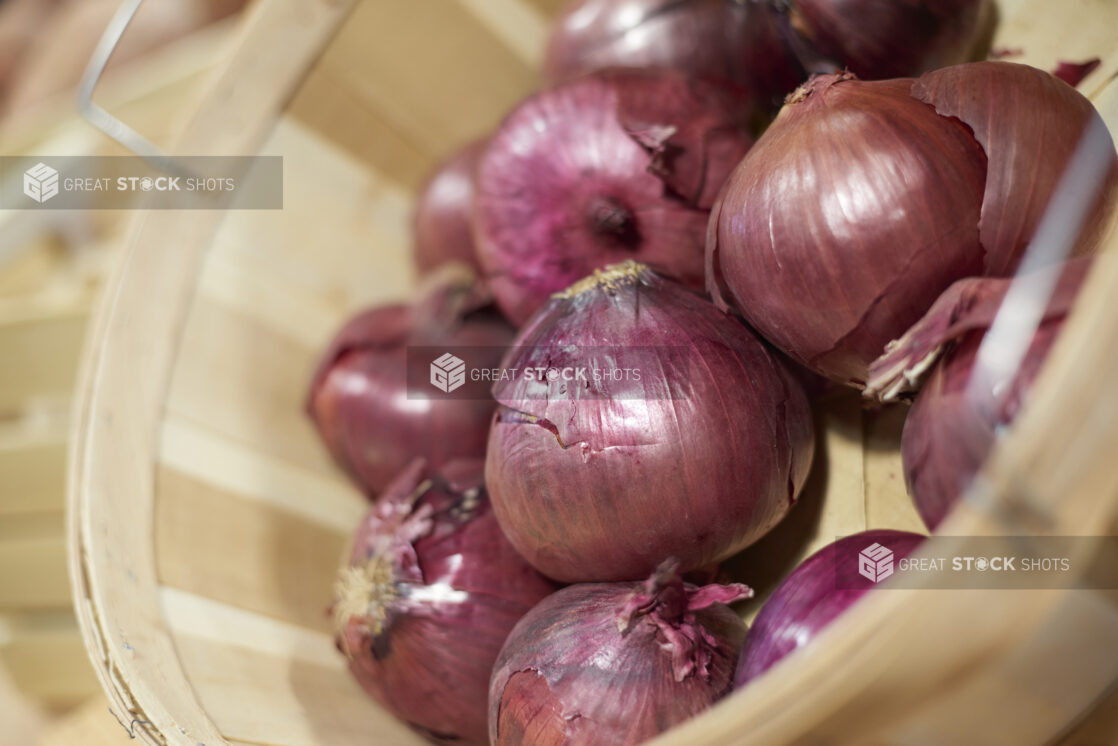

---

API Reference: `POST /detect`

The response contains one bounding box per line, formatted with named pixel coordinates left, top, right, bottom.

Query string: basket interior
left=75, top=1, right=1118, bottom=745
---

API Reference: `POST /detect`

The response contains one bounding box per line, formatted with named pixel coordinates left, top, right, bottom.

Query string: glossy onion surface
left=708, top=63, right=1116, bottom=385
left=735, top=529, right=925, bottom=686
left=414, top=139, right=486, bottom=275
left=485, top=261, right=814, bottom=582
left=308, top=271, right=514, bottom=495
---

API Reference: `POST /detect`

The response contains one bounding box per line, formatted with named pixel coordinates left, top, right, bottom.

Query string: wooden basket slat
left=174, top=634, right=424, bottom=746
left=287, top=0, right=540, bottom=190
left=211, top=120, right=416, bottom=316
left=521, top=0, right=569, bottom=19
left=0, top=534, right=69, bottom=610
left=0, top=427, right=67, bottom=516
left=455, top=0, right=550, bottom=68
left=160, top=588, right=338, bottom=669
left=158, top=417, right=363, bottom=534
left=0, top=613, right=100, bottom=712
left=994, top=0, right=1118, bottom=99
left=154, top=466, right=346, bottom=634
left=165, top=296, right=336, bottom=477
left=0, top=308, right=87, bottom=417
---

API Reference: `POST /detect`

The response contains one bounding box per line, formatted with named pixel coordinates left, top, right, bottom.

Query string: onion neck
left=615, top=561, right=752, bottom=682
left=553, top=259, right=649, bottom=300
left=784, top=70, right=858, bottom=105
left=334, top=552, right=399, bottom=654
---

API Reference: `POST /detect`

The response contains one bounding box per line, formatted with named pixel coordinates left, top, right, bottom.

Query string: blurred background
left=0, top=1, right=249, bottom=743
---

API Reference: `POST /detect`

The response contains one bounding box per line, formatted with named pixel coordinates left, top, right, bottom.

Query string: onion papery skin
left=485, top=261, right=814, bottom=583
left=912, top=62, right=1118, bottom=275
left=788, top=0, right=989, bottom=80
left=886, top=260, right=1091, bottom=530
left=489, top=562, right=750, bottom=746
left=336, top=460, right=556, bottom=746
left=475, top=68, right=754, bottom=326
left=414, top=140, right=486, bottom=275
left=735, top=530, right=926, bottom=686
left=308, top=271, right=514, bottom=495
left=708, top=72, right=987, bottom=385
left=708, top=63, right=1117, bottom=386
left=543, top=0, right=803, bottom=114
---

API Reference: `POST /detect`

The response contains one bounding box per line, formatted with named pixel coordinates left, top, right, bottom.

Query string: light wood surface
left=66, top=1, right=1118, bottom=745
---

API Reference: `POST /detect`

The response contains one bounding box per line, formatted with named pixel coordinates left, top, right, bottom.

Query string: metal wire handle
left=77, top=0, right=191, bottom=175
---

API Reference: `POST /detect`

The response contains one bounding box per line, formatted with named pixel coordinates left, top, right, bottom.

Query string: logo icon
left=430, top=352, right=466, bottom=393
left=858, top=542, right=894, bottom=583
left=24, top=163, right=59, bottom=203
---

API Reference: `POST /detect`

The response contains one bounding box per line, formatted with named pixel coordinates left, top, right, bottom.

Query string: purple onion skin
left=485, top=261, right=814, bottom=583
left=308, top=273, right=514, bottom=496
left=898, top=260, right=1090, bottom=530
left=414, top=140, right=485, bottom=275
left=336, top=460, right=556, bottom=746
left=475, top=68, right=754, bottom=326
left=489, top=562, right=750, bottom=746
left=543, top=0, right=803, bottom=113
left=789, top=0, right=988, bottom=80
left=735, top=530, right=925, bottom=687
left=708, top=63, right=1117, bottom=386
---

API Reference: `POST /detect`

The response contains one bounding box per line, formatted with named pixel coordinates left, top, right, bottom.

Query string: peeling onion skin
left=708, top=71, right=988, bottom=385
left=543, top=0, right=803, bottom=114
left=912, top=62, right=1118, bottom=276
left=735, top=530, right=925, bottom=686
left=307, top=271, right=514, bottom=496
left=485, top=261, right=814, bottom=582
left=414, top=140, right=486, bottom=275
left=489, top=561, right=750, bottom=746
left=892, top=260, right=1091, bottom=530
left=336, top=460, right=556, bottom=746
left=708, top=63, right=1117, bottom=387
left=789, top=0, right=989, bottom=80
left=475, top=68, right=754, bottom=326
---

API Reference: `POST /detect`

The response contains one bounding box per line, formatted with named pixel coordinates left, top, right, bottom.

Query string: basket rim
left=66, top=1, right=359, bottom=744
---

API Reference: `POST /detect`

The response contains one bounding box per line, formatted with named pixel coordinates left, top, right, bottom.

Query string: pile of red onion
left=307, top=269, right=513, bottom=495
left=303, top=4, right=1116, bottom=738
left=866, top=259, right=1091, bottom=529
left=486, top=261, right=814, bottom=582
left=735, top=530, right=926, bottom=685
left=708, top=61, right=1117, bottom=385
left=474, top=67, right=754, bottom=325
left=490, top=561, right=750, bottom=745
left=335, top=460, right=555, bottom=745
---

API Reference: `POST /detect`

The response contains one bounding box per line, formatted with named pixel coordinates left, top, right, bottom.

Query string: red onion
left=786, top=0, right=989, bottom=80
left=707, top=62, right=1117, bottom=385
left=489, top=561, right=750, bottom=745
left=308, top=269, right=514, bottom=495
left=735, top=530, right=925, bottom=686
left=866, top=260, right=1091, bottom=529
left=414, top=140, right=486, bottom=275
left=475, top=68, right=754, bottom=325
left=335, top=460, right=556, bottom=745
left=485, top=261, right=814, bottom=582
left=543, top=0, right=803, bottom=113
